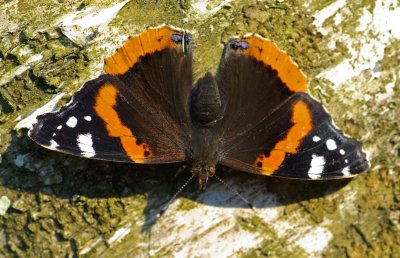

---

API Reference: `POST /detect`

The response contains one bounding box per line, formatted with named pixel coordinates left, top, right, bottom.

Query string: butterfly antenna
left=214, top=175, right=255, bottom=209
left=157, top=174, right=195, bottom=218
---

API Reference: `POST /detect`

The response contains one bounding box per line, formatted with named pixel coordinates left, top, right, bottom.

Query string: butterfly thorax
left=190, top=73, right=222, bottom=189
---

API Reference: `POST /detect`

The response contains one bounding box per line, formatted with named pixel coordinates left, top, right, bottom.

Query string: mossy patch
left=237, top=215, right=307, bottom=257
left=177, top=198, right=197, bottom=212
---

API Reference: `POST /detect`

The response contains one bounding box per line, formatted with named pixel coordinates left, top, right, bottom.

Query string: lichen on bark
left=0, top=0, right=399, bottom=257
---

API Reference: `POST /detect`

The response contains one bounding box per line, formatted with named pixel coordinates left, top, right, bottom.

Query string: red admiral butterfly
left=29, top=25, right=369, bottom=189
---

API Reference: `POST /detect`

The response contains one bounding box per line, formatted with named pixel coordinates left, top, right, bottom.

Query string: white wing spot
left=308, top=154, right=326, bottom=179
left=339, top=149, right=345, bottom=155
left=342, top=166, right=351, bottom=176
left=66, top=116, right=78, bottom=128
left=345, top=159, right=348, bottom=164
left=326, top=139, right=337, bottom=150
left=52, top=133, right=56, bottom=137
left=77, top=133, right=95, bottom=158
left=49, top=139, right=59, bottom=148
left=56, top=125, right=62, bottom=130
left=84, top=116, right=92, bottom=121
left=312, top=136, right=321, bottom=142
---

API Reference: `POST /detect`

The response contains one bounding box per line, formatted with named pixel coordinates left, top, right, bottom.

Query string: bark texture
left=0, top=0, right=399, bottom=257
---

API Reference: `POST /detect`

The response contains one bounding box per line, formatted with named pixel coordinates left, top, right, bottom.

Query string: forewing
left=217, top=35, right=369, bottom=179
left=29, top=26, right=192, bottom=164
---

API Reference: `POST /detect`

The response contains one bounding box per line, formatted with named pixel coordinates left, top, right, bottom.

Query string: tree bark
left=0, top=0, right=399, bottom=257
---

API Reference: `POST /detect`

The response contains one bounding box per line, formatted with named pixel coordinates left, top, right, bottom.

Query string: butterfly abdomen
left=190, top=126, right=220, bottom=189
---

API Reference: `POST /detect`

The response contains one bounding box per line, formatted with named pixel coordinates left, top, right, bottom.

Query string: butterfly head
left=191, top=164, right=216, bottom=190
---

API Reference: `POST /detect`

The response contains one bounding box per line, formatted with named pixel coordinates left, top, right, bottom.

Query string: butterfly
left=29, top=25, right=369, bottom=189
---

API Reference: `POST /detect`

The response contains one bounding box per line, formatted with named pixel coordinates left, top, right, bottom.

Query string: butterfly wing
left=216, top=35, right=369, bottom=179
left=29, top=26, right=192, bottom=164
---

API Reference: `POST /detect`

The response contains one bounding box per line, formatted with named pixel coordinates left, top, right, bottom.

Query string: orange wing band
left=104, top=26, right=182, bottom=75
left=241, top=35, right=308, bottom=92
left=255, top=101, right=312, bottom=175
left=94, top=83, right=153, bottom=163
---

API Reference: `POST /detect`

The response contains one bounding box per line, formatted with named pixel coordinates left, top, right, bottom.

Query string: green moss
left=238, top=215, right=307, bottom=257
left=307, top=0, right=339, bottom=13
left=237, top=215, right=265, bottom=232
left=176, top=197, right=197, bottom=211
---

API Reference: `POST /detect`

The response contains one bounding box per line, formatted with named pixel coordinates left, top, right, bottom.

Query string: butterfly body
left=29, top=25, right=369, bottom=189
left=189, top=73, right=222, bottom=188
